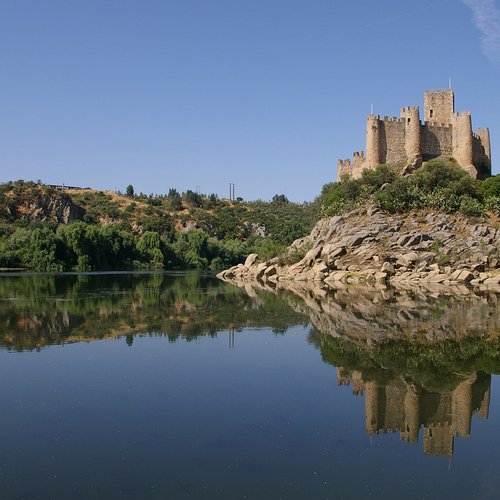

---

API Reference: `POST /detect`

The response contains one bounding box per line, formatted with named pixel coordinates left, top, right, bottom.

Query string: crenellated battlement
left=425, top=121, right=452, bottom=129
left=381, top=115, right=405, bottom=123
left=338, top=89, right=491, bottom=181
left=425, top=88, right=454, bottom=95
left=400, top=106, right=419, bottom=113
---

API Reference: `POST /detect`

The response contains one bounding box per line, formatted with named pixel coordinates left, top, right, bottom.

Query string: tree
left=185, top=189, right=202, bottom=207
left=272, top=194, right=289, bottom=204
left=168, top=188, right=182, bottom=210
left=137, top=231, right=164, bottom=269
left=126, top=185, right=135, bottom=197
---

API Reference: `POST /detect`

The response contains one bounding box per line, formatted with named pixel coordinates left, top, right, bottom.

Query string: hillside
left=0, top=180, right=318, bottom=272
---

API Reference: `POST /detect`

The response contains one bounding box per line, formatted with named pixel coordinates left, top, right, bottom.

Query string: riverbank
left=218, top=205, right=500, bottom=290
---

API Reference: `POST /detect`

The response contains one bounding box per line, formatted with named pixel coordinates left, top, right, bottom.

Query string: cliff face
left=218, top=206, right=500, bottom=289
left=3, top=189, right=85, bottom=224
left=25, top=193, right=85, bottom=223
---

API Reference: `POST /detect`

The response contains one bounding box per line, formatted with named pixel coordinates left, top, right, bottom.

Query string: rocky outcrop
left=15, top=193, right=85, bottom=224
left=218, top=206, right=500, bottom=290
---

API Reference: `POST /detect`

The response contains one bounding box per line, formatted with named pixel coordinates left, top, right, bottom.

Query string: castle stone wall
left=379, top=118, right=406, bottom=167
left=337, top=151, right=365, bottom=179
left=421, top=124, right=453, bottom=160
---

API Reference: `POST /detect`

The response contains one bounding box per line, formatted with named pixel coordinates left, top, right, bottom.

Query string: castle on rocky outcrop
left=338, top=90, right=491, bottom=180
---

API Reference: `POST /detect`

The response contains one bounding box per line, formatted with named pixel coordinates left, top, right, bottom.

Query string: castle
left=338, top=89, right=491, bottom=180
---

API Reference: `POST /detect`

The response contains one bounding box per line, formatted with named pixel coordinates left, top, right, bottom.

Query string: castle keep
left=338, top=90, right=491, bottom=180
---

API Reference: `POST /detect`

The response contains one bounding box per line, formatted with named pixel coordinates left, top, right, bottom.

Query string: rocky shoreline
left=218, top=206, right=500, bottom=291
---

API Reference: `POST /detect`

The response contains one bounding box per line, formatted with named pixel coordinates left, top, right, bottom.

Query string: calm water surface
left=0, top=272, right=499, bottom=499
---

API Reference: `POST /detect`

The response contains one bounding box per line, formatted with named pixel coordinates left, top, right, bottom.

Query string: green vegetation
left=2, top=160, right=498, bottom=272
left=0, top=180, right=318, bottom=272
left=311, top=330, right=500, bottom=393
left=0, top=272, right=308, bottom=351
left=320, top=159, right=500, bottom=217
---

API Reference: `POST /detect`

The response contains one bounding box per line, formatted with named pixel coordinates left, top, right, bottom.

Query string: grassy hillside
left=0, top=180, right=319, bottom=271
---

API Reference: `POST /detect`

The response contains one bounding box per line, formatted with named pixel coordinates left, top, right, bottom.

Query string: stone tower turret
left=365, top=115, right=381, bottom=168
left=453, top=112, right=475, bottom=176
left=400, top=106, right=422, bottom=169
left=424, top=89, right=455, bottom=124
left=476, top=127, right=492, bottom=178
left=477, top=128, right=491, bottom=163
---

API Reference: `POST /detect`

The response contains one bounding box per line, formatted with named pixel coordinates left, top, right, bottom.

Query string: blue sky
left=1, top=0, right=499, bottom=202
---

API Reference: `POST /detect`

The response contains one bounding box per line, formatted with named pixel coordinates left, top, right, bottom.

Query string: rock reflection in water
left=227, top=278, right=500, bottom=458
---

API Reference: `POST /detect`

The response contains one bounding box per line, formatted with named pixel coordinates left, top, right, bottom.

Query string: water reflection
left=337, top=368, right=490, bottom=457
left=1, top=272, right=500, bottom=460
left=0, top=273, right=308, bottom=350
left=226, top=279, right=500, bottom=458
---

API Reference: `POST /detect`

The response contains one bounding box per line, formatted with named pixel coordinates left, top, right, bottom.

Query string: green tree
left=168, top=188, right=182, bottom=210
left=137, top=231, right=164, bottom=269
left=272, top=194, right=289, bottom=204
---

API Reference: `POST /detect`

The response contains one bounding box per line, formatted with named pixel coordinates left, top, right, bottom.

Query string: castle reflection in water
left=2, top=273, right=499, bottom=459
left=337, top=368, right=490, bottom=457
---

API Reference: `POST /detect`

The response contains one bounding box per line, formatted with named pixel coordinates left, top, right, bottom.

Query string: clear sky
left=1, top=0, right=499, bottom=202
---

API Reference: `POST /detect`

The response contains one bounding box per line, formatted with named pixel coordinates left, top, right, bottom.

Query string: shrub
left=459, top=195, right=485, bottom=217
left=373, top=160, right=485, bottom=216
left=485, top=196, right=500, bottom=216
left=480, top=175, right=500, bottom=199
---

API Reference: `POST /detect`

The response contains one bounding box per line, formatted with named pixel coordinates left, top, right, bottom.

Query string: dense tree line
left=0, top=222, right=256, bottom=272
left=0, top=180, right=318, bottom=271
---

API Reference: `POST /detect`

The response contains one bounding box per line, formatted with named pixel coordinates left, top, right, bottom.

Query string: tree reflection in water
left=1, top=272, right=499, bottom=457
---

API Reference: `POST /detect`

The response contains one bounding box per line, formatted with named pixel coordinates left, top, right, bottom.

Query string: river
left=0, top=272, right=499, bottom=499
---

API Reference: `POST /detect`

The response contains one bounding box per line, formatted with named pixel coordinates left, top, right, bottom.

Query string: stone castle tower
left=338, top=90, right=491, bottom=180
